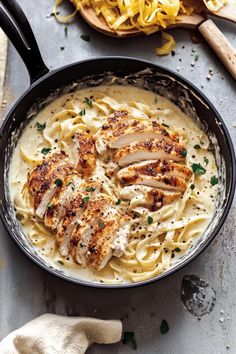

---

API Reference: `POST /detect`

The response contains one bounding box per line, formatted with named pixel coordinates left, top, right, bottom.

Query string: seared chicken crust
left=118, top=160, right=192, bottom=181
left=74, top=132, right=96, bottom=177
left=114, top=138, right=187, bottom=166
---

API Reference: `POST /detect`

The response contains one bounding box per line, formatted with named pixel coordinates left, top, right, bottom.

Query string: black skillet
left=0, top=0, right=235, bottom=288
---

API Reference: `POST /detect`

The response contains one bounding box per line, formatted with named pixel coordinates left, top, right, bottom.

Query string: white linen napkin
left=0, top=314, right=122, bottom=354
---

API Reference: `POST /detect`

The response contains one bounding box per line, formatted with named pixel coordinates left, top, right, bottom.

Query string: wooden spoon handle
left=199, top=19, right=236, bottom=80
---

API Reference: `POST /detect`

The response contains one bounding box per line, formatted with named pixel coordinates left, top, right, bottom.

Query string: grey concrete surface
left=0, top=1, right=236, bottom=353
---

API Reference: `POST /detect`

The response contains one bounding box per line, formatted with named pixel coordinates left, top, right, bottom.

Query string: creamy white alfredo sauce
left=9, top=85, right=218, bottom=284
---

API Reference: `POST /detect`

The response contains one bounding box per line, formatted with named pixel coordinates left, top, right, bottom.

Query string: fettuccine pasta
left=53, top=0, right=227, bottom=34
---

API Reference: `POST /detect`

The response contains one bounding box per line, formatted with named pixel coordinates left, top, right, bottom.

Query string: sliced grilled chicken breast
left=56, top=180, right=102, bottom=257
left=96, top=118, right=179, bottom=153
left=74, top=132, right=96, bottom=177
left=28, top=152, right=74, bottom=218
left=44, top=174, right=82, bottom=230
left=69, top=194, right=114, bottom=265
left=118, top=173, right=187, bottom=192
left=106, top=110, right=130, bottom=128
left=120, top=185, right=180, bottom=210
left=118, top=160, right=192, bottom=182
left=114, top=139, right=187, bottom=166
left=86, top=208, right=129, bottom=271
left=56, top=193, right=85, bottom=257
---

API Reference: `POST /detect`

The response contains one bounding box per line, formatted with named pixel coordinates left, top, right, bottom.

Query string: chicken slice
left=113, top=139, right=187, bottom=166
left=95, top=118, right=179, bottom=153
left=74, top=132, right=96, bottom=177
left=56, top=193, right=85, bottom=257
left=56, top=180, right=102, bottom=257
left=27, top=152, right=74, bottom=218
left=118, top=172, right=187, bottom=192
left=117, top=160, right=192, bottom=182
left=69, top=194, right=114, bottom=265
left=44, top=174, right=82, bottom=230
left=86, top=209, right=130, bottom=271
left=119, top=185, right=180, bottom=211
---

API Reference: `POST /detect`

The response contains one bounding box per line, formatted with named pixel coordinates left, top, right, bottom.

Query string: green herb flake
left=210, top=175, right=219, bottom=186
left=83, top=97, right=93, bottom=108
left=174, top=247, right=181, bottom=252
left=204, top=157, right=209, bottom=166
left=64, top=26, right=68, bottom=37
left=160, top=319, right=169, bottom=334
left=54, top=178, right=62, bottom=187
left=67, top=181, right=72, bottom=186
left=181, top=149, right=187, bottom=157
left=194, top=54, right=199, bottom=61
left=98, top=221, right=105, bottom=229
left=47, top=203, right=53, bottom=208
left=116, top=199, right=121, bottom=205
left=190, top=184, right=195, bottom=190
left=80, top=34, right=90, bottom=42
left=83, top=196, right=90, bottom=203
left=86, top=186, right=96, bottom=192
left=123, top=331, right=137, bottom=350
left=79, top=108, right=86, bottom=116
left=36, top=122, right=46, bottom=131
left=57, top=260, right=64, bottom=265
left=147, top=216, right=153, bottom=225
left=194, top=144, right=201, bottom=150
left=191, top=163, right=206, bottom=175
left=41, top=147, right=51, bottom=155
left=162, top=123, right=169, bottom=128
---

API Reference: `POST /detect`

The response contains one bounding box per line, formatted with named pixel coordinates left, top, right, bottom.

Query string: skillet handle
left=0, top=0, right=49, bottom=84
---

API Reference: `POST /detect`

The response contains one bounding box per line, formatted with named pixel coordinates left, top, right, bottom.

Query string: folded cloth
left=0, top=314, right=122, bottom=354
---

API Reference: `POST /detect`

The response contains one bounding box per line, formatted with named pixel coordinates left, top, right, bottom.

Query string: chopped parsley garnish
left=80, top=34, right=90, bottom=42
left=190, top=184, right=195, bottom=190
left=123, top=331, right=137, bottom=350
left=64, top=26, right=68, bottom=37
left=57, top=260, right=64, bottom=265
left=83, top=97, right=93, bottom=108
left=98, top=221, right=105, bottom=229
left=67, top=181, right=72, bottom=186
left=162, top=123, right=169, bottom=128
left=147, top=216, right=153, bottom=225
left=54, top=178, right=62, bottom=187
left=194, top=54, right=199, bottom=61
left=79, top=108, right=86, bottom=116
left=160, top=319, right=169, bottom=334
left=191, top=163, right=206, bottom=175
left=174, top=247, right=181, bottom=252
left=204, top=157, right=209, bottom=166
left=86, top=186, right=96, bottom=192
left=116, top=199, right=121, bottom=205
left=36, top=122, right=46, bottom=131
left=194, top=144, right=201, bottom=150
left=181, top=149, right=187, bottom=157
left=210, top=175, right=219, bottom=186
left=83, top=196, right=90, bottom=203
left=41, top=147, right=51, bottom=155
left=47, top=203, right=53, bottom=208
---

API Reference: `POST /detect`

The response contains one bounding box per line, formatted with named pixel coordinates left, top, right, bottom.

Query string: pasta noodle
left=9, top=85, right=218, bottom=284
left=53, top=0, right=227, bottom=34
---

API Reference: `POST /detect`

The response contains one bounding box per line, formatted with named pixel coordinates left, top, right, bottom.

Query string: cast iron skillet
left=0, top=0, right=235, bottom=288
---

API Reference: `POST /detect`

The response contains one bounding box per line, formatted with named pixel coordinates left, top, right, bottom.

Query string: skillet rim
left=0, top=56, right=235, bottom=289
